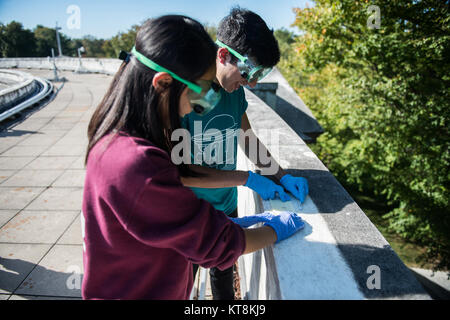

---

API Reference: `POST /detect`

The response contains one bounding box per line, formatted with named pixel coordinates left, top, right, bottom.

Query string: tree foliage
left=0, top=21, right=139, bottom=58
left=101, top=25, right=139, bottom=58
left=0, top=21, right=36, bottom=57
left=33, top=24, right=72, bottom=57
left=277, top=0, right=450, bottom=270
left=0, top=21, right=222, bottom=59
left=204, top=23, right=218, bottom=41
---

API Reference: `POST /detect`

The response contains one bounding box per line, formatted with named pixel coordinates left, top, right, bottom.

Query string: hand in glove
left=280, top=174, right=309, bottom=203
left=245, top=171, right=290, bottom=202
left=229, top=212, right=275, bottom=228
left=263, top=211, right=305, bottom=243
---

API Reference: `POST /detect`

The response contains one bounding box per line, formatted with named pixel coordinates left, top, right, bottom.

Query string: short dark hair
left=217, top=7, right=280, bottom=67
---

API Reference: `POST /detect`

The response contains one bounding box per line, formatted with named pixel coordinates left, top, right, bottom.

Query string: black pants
left=193, top=209, right=238, bottom=300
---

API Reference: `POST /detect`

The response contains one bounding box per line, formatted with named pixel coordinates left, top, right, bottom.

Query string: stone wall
left=0, top=58, right=431, bottom=299
left=0, top=57, right=122, bottom=75
left=0, top=69, right=40, bottom=114
left=237, top=89, right=430, bottom=300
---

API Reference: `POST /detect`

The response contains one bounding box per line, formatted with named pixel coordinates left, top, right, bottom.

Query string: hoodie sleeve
left=121, top=165, right=246, bottom=271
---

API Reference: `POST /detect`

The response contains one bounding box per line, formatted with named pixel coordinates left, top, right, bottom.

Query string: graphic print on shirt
left=192, top=114, right=239, bottom=170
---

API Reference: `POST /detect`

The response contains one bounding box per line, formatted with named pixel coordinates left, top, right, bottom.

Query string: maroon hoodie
left=81, top=132, right=245, bottom=299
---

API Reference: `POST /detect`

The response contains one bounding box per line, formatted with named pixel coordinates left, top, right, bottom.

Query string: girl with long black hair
left=82, top=15, right=303, bottom=300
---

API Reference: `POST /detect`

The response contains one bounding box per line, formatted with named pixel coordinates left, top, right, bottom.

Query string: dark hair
left=217, top=7, right=280, bottom=67
left=85, top=15, right=216, bottom=176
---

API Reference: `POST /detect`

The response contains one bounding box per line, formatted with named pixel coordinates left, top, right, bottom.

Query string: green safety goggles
left=130, top=47, right=221, bottom=116
left=215, top=40, right=272, bottom=83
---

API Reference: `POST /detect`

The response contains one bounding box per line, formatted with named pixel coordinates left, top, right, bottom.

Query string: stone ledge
left=237, top=89, right=430, bottom=300
left=0, top=70, right=40, bottom=113
left=0, top=57, right=122, bottom=76
left=250, top=68, right=324, bottom=143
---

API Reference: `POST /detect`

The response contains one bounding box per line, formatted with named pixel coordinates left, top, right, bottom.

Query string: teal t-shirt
left=180, top=86, right=248, bottom=215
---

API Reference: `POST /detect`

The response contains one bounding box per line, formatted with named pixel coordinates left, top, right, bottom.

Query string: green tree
left=71, top=35, right=106, bottom=57
left=274, top=28, right=295, bottom=56
left=280, top=0, right=449, bottom=270
left=203, top=23, right=217, bottom=41
left=102, top=25, right=138, bottom=58
left=274, top=27, right=312, bottom=91
left=68, top=38, right=85, bottom=57
left=0, top=21, right=36, bottom=57
left=33, top=24, right=72, bottom=57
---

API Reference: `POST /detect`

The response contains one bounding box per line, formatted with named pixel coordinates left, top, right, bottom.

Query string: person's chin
left=225, top=82, right=240, bottom=93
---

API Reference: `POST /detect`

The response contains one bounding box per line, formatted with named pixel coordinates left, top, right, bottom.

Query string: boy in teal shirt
left=180, top=8, right=309, bottom=299
left=181, top=85, right=249, bottom=215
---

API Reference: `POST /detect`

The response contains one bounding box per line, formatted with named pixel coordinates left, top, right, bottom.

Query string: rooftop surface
left=0, top=67, right=443, bottom=300
left=0, top=69, right=217, bottom=300
left=0, top=70, right=107, bottom=299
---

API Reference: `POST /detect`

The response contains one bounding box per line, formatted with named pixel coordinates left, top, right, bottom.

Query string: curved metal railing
left=0, top=69, right=54, bottom=122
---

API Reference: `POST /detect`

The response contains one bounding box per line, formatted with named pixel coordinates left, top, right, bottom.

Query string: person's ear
left=217, top=48, right=231, bottom=65
left=152, top=72, right=173, bottom=92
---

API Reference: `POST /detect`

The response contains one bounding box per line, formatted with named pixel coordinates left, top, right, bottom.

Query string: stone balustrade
left=236, top=88, right=430, bottom=300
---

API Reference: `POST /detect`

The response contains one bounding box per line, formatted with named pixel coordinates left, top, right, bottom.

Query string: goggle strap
left=215, top=40, right=272, bottom=82
left=215, top=40, right=247, bottom=63
left=131, top=47, right=202, bottom=94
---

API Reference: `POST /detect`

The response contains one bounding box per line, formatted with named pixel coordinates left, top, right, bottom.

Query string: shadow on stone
left=408, top=268, right=450, bottom=300
left=335, top=243, right=429, bottom=299
left=0, top=257, right=82, bottom=299
left=270, top=95, right=324, bottom=143
left=0, top=129, right=39, bottom=136
left=283, top=168, right=355, bottom=214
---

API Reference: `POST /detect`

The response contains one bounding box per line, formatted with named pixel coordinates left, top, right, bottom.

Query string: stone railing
left=0, top=58, right=432, bottom=299
left=0, top=57, right=122, bottom=75
left=0, top=57, right=120, bottom=122
left=236, top=88, right=430, bottom=299
left=0, top=69, right=39, bottom=112
left=249, top=68, right=324, bottom=143
left=0, top=69, right=54, bottom=122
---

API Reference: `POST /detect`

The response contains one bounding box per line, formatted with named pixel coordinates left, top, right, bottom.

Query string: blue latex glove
left=280, top=174, right=309, bottom=203
left=245, top=171, right=291, bottom=202
left=229, top=212, right=275, bottom=228
left=263, top=211, right=305, bottom=243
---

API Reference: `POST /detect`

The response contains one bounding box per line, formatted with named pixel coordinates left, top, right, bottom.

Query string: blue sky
left=0, top=0, right=311, bottom=39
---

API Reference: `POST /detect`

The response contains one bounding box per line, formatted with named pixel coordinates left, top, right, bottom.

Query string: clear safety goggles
left=215, top=40, right=272, bottom=83
left=131, top=47, right=221, bottom=116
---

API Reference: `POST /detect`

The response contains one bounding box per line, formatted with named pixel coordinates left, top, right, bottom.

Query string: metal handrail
left=0, top=76, right=54, bottom=122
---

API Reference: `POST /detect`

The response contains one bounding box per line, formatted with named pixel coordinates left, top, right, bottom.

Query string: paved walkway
left=0, top=69, right=215, bottom=300
left=0, top=70, right=111, bottom=300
